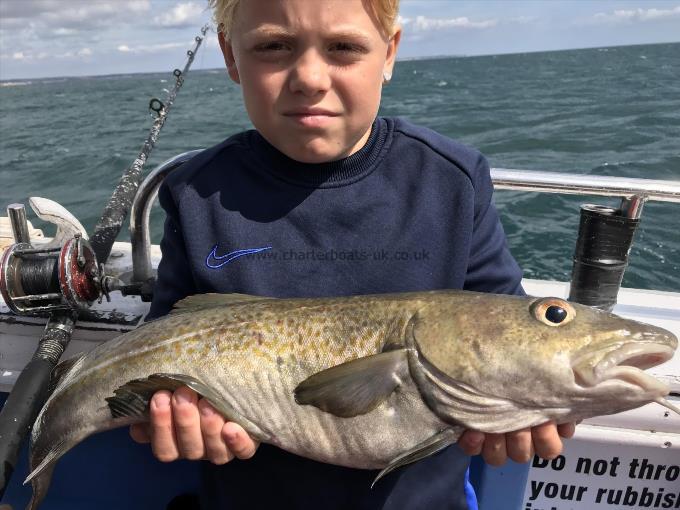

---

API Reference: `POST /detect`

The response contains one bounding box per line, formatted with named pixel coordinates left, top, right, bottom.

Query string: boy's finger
left=222, top=421, right=259, bottom=459
left=482, top=433, right=507, bottom=466
left=557, top=422, right=576, bottom=439
left=150, top=390, right=180, bottom=462
left=532, top=421, right=563, bottom=460
left=505, top=428, right=533, bottom=463
left=129, top=423, right=151, bottom=444
left=198, top=399, right=234, bottom=465
left=457, top=430, right=484, bottom=456
left=172, top=387, right=205, bottom=460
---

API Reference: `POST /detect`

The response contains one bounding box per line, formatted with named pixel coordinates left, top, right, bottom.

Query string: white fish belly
left=204, top=362, right=446, bottom=469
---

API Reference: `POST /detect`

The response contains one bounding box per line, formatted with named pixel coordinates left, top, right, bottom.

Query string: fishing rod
left=0, top=24, right=210, bottom=500
left=90, top=24, right=210, bottom=264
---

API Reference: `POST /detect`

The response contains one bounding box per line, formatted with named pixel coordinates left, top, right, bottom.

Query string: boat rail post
left=619, top=194, right=646, bottom=219
left=567, top=195, right=645, bottom=311
left=128, top=150, right=203, bottom=300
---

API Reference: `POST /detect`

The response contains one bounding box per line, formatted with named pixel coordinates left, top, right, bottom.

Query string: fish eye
left=531, top=298, right=575, bottom=327
left=546, top=305, right=567, bottom=323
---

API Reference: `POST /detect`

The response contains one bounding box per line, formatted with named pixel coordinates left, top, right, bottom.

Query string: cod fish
left=25, top=291, right=679, bottom=509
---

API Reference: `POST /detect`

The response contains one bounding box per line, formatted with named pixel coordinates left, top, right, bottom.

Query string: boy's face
left=219, top=0, right=400, bottom=163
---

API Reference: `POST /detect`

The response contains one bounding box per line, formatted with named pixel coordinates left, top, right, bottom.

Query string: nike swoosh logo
left=205, top=245, right=272, bottom=269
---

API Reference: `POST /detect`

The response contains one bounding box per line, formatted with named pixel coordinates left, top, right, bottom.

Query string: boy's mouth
left=283, top=108, right=340, bottom=128
left=284, top=107, right=339, bottom=117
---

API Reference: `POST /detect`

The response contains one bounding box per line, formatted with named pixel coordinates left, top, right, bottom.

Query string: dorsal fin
left=171, top=293, right=274, bottom=314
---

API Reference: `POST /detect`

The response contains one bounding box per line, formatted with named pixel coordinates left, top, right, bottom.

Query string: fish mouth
left=573, top=342, right=674, bottom=394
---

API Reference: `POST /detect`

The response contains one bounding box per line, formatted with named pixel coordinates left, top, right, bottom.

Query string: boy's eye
left=328, top=42, right=367, bottom=54
left=254, top=41, right=291, bottom=52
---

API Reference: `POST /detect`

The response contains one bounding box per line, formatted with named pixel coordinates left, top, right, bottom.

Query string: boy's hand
left=458, top=421, right=576, bottom=466
left=130, top=389, right=572, bottom=467
left=129, top=387, right=259, bottom=464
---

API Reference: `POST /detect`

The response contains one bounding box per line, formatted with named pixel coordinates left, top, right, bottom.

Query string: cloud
left=153, top=2, right=203, bottom=28
left=400, top=15, right=498, bottom=31
left=1, top=0, right=62, bottom=18
left=0, top=0, right=151, bottom=30
left=116, top=41, right=188, bottom=54
left=508, top=16, right=538, bottom=25
left=52, top=28, right=79, bottom=36
left=590, top=5, right=680, bottom=24
left=6, top=48, right=88, bottom=61
left=0, top=0, right=210, bottom=75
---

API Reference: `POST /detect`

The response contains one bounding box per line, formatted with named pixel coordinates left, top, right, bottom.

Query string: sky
left=0, top=0, right=679, bottom=80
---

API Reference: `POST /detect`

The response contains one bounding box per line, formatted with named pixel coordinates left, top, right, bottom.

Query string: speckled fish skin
left=25, top=290, right=677, bottom=509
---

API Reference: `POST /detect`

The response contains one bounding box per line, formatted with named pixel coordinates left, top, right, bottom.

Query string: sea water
left=1, top=42, right=679, bottom=291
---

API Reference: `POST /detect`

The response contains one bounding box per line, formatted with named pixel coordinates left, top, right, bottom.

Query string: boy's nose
left=289, top=50, right=331, bottom=96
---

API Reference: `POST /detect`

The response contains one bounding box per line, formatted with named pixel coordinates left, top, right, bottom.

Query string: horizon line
left=1, top=39, right=678, bottom=83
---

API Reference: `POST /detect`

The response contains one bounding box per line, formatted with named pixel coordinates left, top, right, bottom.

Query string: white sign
left=522, top=432, right=680, bottom=510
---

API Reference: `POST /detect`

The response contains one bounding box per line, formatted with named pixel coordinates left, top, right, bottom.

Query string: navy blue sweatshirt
left=148, top=117, right=523, bottom=510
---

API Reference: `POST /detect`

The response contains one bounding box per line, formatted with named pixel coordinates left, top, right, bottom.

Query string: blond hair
left=208, top=0, right=400, bottom=38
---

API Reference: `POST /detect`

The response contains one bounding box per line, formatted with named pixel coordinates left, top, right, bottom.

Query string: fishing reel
left=1, top=198, right=109, bottom=315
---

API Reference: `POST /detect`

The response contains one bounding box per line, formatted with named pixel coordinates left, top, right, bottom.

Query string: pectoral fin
left=372, top=427, right=462, bottom=487
left=106, top=373, right=269, bottom=440
left=294, top=349, right=409, bottom=418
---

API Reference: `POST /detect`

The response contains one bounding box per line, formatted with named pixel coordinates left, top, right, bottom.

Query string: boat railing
left=491, top=168, right=680, bottom=218
left=130, top=150, right=203, bottom=291
left=129, top=151, right=680, bottom=291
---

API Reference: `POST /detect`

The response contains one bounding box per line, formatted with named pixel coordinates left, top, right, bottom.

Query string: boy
left=130, top=0, right=574, bottom=508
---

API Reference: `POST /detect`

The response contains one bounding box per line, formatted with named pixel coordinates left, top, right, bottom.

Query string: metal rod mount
left=7, top=203, right=31, bottom=244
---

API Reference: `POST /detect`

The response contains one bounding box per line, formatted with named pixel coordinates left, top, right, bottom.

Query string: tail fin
left=24, top=353, right=99, bottom=510
left=24, top=464, right=55, bottom=510
left=24, top=437, right=70, bottom=485
left=24, top=432, right=90, bottom=510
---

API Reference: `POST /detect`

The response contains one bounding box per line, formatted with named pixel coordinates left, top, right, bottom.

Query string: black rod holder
left=568, top=204, right=641, bottom=311
left=0, top=312, right=75, bottom=499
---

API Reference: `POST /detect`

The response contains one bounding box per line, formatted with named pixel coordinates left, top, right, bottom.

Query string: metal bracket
left=28, top=197, right=88, bottom=250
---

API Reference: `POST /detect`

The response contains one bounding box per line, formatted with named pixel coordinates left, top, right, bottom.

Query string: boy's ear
left=383, top=26, right=402, bottom=78
left=218, top=31, right=241, bottom=84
